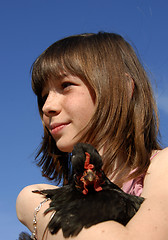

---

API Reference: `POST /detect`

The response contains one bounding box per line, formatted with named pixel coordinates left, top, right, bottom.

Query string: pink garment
left=122, top=152, right=159, bottom=196
left=122, top=172, right=145, bottom=196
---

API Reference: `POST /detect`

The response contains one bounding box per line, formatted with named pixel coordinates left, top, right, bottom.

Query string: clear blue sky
left=1, top=0, right=168, bottom=239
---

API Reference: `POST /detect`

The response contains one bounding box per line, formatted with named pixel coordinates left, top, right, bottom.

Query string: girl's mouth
left=50, top=123, right=70, bottom=135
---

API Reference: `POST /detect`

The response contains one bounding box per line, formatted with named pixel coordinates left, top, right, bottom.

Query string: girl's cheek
left=42, top=115, right=49, bottom=128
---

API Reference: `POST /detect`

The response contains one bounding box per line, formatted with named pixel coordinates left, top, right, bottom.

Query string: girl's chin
left=56, top=142, right=74, bottom=153
left=55, top=136, right=82, bottom=153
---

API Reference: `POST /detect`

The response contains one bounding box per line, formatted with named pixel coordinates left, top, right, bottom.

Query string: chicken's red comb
left=84, top=152, right=94, bottom=170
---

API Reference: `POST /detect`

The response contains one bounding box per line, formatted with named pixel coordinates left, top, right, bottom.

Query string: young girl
left=16, top=32, right=168, bottom=240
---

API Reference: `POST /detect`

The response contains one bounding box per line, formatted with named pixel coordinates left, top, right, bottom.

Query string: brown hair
left=31, top=32, right=161, bottom=186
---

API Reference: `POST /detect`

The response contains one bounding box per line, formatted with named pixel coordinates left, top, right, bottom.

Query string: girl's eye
left=61, top=82, right=74, bottom=90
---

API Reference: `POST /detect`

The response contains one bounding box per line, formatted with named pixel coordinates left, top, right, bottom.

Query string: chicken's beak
left=84, top=169, right=95, bottom=182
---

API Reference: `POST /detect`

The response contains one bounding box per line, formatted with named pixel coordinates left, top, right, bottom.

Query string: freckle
left=147, top=208, right=151, bottom=211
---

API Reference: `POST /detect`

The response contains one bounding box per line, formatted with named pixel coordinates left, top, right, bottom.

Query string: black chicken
left=31, top=143, right=144, bottom=238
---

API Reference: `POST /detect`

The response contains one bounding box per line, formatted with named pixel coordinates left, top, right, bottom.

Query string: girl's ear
left=125, top=73, right=135, bottom=99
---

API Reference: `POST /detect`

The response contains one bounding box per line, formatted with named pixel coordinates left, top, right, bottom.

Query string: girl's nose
left=42, top=91, right=61, bottom=117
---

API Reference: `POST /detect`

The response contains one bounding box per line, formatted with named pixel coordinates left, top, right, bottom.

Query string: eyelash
left=61, top=82, right=74, bottom=89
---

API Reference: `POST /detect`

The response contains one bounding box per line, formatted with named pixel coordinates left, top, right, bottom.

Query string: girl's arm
left=16, top=184, right=61, bottom=240
left=16, top=147, right=168, bottom=240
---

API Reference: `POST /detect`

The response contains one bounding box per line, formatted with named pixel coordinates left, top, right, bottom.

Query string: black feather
left=18, top=232, right=32, bottom=240
left=34, top=143, right=144, bottom=238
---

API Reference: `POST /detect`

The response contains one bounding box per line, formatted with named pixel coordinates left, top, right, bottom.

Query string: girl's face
left=42, top=75, right=96, bottom=152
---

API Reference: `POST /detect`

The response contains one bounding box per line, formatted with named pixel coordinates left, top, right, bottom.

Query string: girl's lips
left=50, top=123, right=69, bottom=135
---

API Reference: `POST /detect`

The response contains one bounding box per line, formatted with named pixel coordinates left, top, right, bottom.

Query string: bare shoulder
left=142, top=147, right=168, bottom=197
left=150, top=147, right=168, bottom=167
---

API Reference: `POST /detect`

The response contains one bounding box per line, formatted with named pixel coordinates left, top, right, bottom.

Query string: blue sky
left=1, top=0, right=168, bottom=239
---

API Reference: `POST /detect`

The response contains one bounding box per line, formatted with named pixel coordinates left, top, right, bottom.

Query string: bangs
left=31, top=35, right=95, bottom=98
left=31, top=50, right=73, bottom=97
